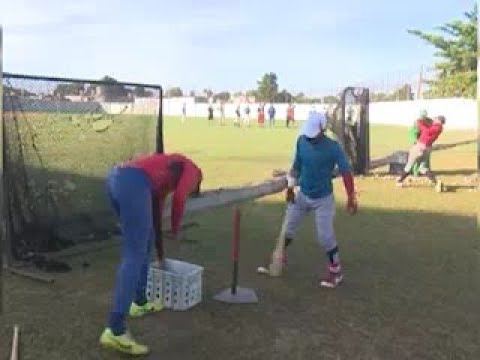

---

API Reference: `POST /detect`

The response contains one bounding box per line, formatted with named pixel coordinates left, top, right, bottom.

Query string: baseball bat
left=267, top=211, right=288, bottom=277
left=10, top=325, right=19, bottom=360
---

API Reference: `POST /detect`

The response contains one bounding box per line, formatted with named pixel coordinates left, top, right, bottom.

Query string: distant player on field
left=268, top=104, right=276, bottom=127
left=235, top=105, right=241, bottom=127
left=283, top=111, right=358, bottom=288
left=181, top=102, right=187, bottom=123
left=258, top=103, right=265, bottom=126
left=219, top=101, right=226, bottom=126
left=244, top=103, right=251, bottom=126
left=207, top=105, right=214, bottom=123
left=286, top=102, right=295, bottom=127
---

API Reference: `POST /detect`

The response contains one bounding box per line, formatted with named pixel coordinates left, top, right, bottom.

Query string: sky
left=0, top=0, right=475, bottom=95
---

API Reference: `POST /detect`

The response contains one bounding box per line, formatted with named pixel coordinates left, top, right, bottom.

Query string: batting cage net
left=326, top=87, right=370, bottom=175
left=2, top=73, right=163, bottom=268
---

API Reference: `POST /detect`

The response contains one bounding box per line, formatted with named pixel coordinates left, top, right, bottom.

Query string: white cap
left=299, top=111, right=327, bottom=138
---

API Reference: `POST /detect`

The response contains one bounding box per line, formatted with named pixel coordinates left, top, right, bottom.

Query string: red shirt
left=417, top=121, right=443, bottom=147
left=124, top=153, right=202, bottom=235
left=415, top=118, right=426, bottom=128
left=287, top=106, right=294, bottom=119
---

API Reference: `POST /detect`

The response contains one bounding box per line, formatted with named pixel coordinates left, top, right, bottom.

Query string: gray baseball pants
left=285, top=191, right=337, bottom=253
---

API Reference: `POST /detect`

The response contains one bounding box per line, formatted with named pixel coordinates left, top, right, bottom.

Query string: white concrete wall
left=162, top=97, right=476, bottom=130
left=99, top=97, right=476, bottom=130
left=369, top=98, right=476, bottom=130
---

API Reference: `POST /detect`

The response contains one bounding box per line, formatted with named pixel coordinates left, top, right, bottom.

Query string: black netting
left=326, top=87, right=369, bottom=175
left=2, top=74, right=162, bottom=262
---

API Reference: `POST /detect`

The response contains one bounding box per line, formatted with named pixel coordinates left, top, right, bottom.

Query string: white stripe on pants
left=285, top=191, right=337, bottom=252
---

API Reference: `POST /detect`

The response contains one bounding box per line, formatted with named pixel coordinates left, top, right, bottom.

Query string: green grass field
left=0, top=115, right=478, bottom=360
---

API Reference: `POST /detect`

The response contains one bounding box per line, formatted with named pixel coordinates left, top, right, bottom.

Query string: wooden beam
left=368, top=139, right=476, bottom=171
left=165, top=175, right=287, bottom=219
left=37, top=176, right=287, bottom=262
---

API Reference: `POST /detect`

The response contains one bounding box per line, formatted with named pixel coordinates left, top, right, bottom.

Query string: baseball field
left=0, top=116, right=478, bottom=359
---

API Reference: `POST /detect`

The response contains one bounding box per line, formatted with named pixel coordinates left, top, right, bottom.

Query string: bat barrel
left=10, top=325, right=19, bottom=360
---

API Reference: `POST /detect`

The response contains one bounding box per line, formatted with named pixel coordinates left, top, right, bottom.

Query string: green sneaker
left=129, top=301, right=164, bottom=317
left=99, top=328, right=149, bottom=356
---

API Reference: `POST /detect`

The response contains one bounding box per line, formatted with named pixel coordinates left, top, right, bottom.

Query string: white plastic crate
left=146, top=258, right=204, bottom=311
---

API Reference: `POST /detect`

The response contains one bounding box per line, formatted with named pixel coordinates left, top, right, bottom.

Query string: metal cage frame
left=1, top=67, right=164, bottom=281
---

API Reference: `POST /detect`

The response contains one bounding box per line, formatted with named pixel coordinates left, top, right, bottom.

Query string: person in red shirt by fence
left=257, top=103, right=265, bottom=126
left=286, top=103, right=295, bottom=127
left=100, top=153, right=202, bottom=356
left=396, top=115, right=446, bottom=192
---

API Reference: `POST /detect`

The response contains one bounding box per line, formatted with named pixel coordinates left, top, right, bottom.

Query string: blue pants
left=106, top=166, right=154, bottom=335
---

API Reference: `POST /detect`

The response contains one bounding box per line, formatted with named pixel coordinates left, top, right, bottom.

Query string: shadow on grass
left=1, top=194, right=479, bottom=360
left=443, top=184, right=478, bottom=193
left=435, top=168, right=477, bottom=176
left=369, top=168, right=477, bottom=179
left=6, top=165, right=120, bottom=260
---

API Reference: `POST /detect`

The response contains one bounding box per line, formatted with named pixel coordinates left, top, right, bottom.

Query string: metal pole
left=230, top=207, right=240, bottom=295
left=0, top=25, right=4, bottom=314
left=417, top=65, right=424, bottom=100
left=156, top=87, right=164, bottom=153
left=3, top=72, right=162, bottom=90
left=364, top=88, right=370, bottom=174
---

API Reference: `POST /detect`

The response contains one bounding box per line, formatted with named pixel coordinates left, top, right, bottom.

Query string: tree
left=203, top=88, right=214, bottom=98
left=371, top=92, right=391, bottom=102
left=97, top=75, right=129, bottom=101
left=370, top=84, right=414, bottom=102
left=213, top=91, right=231, bottom=102
left=256, top=72, right=279, bottom=101
left=246, top=89, right=258, bottom=99
left=165, top=87, right=183, bottom=97
left=408, top=4, right=477, bottom=98
left=275, top=89, right=293, bottom=103
left=54, top=83, right=84, bottom=98
left=4, top=85, right=36, bottom=97
left=293, top=92, right=305, bottom=103
left=394, top=84, right=414, bottom=101
left=133, top=86, right=148, bottom=97
left=322, top=95, right=338, bottom=104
